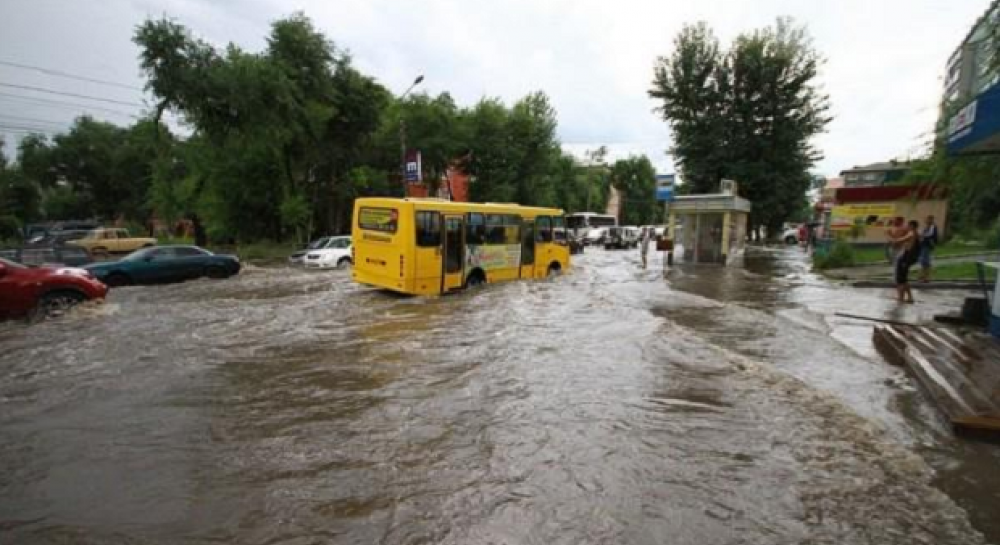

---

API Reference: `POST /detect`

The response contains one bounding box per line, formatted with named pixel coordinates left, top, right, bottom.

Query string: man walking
left=918, top=215, right=938, bottom=282
left=640, top=227, right=652, bottom=269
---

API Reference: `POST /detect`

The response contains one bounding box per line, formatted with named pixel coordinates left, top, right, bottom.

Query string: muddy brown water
left=0, top=247, right=997, bottom=544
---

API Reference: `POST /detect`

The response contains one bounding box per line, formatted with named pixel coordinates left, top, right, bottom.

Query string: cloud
left=0, top=0, right=990, bottom=178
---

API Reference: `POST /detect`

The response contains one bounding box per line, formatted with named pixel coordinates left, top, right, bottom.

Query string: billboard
left=655, top=174, right=675, bottom=202
left=405, top=150, right=422, bottom=183
left=830, top=203, right=896, bottom=231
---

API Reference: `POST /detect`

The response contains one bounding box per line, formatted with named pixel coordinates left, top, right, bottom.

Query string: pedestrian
left=640, top=227, right=651, bottom=269
left=890, top=220, right=920, bottom=304
left=885, top=216, right=905, bottom=262
left=918, top=215, right=938, bottom=283
left=798, top=223, right=807, bottom=250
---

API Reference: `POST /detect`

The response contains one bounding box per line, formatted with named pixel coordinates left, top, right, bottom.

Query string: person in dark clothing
left=918, top=215, right=938, bottom=283
left=891, top=220, right=920, bottom=304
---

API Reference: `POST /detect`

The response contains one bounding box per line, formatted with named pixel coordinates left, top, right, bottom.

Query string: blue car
left=85, top=245, right=241, bottom=287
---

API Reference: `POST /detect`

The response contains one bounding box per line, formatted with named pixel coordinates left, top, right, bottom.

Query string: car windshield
left=307, top=238, right=329, bottom=249
left=0, top=257, right=27, bottom=269
left=123, top=247, right=157, bottom=261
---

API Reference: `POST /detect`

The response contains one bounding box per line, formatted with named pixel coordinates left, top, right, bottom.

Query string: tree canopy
left=650, top=18, right=830, bottom=236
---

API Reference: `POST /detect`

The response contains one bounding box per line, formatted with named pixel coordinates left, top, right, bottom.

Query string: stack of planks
left=874, top=324, right=1000, bottom=435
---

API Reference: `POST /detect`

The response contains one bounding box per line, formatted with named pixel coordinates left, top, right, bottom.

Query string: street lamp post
left=399, top=75, right=424, bottom=191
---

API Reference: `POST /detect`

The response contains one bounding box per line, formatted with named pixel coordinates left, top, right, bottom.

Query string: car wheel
left=206, top=266, right=228, bottom=279
left=784, top=235, right=797, bottom=245
left=336, top=257, right=352, bottom=270
left=105, top=272, right=131, bottom=287
left=547, top=263, right=562, bottom=278
left=92, top=247, right=109, bottom=258
left=36, top=290, right=85, bottom=319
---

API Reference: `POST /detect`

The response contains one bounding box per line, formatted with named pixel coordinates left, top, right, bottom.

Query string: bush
left=814, top=240, right=856, bottom=270
left=0, top=214, right=22, bottom=241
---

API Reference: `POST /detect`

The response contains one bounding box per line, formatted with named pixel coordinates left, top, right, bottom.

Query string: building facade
left=945, top=1, right=1000, bottom=154
left=838, top=162, right=911, bottom=187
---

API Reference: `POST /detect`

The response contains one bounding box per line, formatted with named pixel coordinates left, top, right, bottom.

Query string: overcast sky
left=0, top=0, right=990, bottom=178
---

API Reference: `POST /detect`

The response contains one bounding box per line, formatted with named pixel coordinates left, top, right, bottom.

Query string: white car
left=583, top=227, right=609, bottom=245
left=303, top=236, right=353, bottom=269
left=781, top=226, right=801, bottom=245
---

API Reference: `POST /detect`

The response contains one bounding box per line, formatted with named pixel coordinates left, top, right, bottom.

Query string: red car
left=0, top=258, right=109, bottom=320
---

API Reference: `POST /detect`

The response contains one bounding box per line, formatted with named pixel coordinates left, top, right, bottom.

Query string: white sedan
left=303, top=236, right=352, bottom=269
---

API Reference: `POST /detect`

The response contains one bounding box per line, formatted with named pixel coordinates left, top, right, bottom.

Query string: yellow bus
left=351, top=197, right=571, bottom=295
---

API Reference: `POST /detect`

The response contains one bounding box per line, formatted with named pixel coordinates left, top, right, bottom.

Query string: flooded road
left=1, top=247, right=996, bottom=544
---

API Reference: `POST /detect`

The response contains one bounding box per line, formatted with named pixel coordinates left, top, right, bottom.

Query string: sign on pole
left=655, top=174, right=675, bottom=202
left=405, top=150, right=422, bottom=183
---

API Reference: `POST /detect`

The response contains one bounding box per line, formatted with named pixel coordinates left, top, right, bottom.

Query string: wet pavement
left=1, top=247, right=997, bottom=544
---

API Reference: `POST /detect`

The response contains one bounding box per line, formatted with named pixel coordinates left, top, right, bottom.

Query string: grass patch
left=209, top=241, right=298, bottom=263
left=929, top=261, right=999, bottom=282
left=813, top=241, right=855, bottom=270
left=851, top=239, right=992, bottom=265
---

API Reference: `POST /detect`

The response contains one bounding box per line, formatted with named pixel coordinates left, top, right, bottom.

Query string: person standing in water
left=890, top=220, right=920, bottom=304
left=640, top=227, right=652, bottom=269
left=918, top=215, right=938, bottom=282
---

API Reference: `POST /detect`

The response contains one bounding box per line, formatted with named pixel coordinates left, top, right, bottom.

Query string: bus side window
left=416, top=211, right=442, bottom=247
left=486, top=214, right=505, bottom=244
left=466, top=213, right=486, bottom=245
left=536, top=216, right=553, bottom=242
left=503, top=214, right=520, bottom=244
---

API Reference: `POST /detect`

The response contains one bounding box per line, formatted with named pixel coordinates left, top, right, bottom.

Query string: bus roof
left=355, top=197, right=564, bottom=215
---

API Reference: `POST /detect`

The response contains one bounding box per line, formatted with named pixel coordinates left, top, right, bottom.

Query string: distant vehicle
left=782, top=225, right=802, bottom=245
left=555, top=228, right=584, bottom=254
left=289, top=236, right=337, bottom=265
left=583, top=227, right=609, bottom=246
left=25, top=229, right=90, bottom=248
left=304, top=236, right=353, bottom=269
left=69, top=228, right=157, bottom=257
left=84, top=245, right=240, bottom=287
left=567, top=212, right=617, bottom=240
left=0, top=257, right=108, bottom=320
left=351, top=198, right=570, bottom=295
left=0, top=246, right=93, bottom=268
left=605, top=226, right=640, bottom=250
left=23, top=221, right=100, bottom=241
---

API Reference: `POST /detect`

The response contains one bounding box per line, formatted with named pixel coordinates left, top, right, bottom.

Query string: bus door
left=534, top=216, right=553, bottom=277
left=442, top=214, right=465, bottom=291
left=414, top=210, right=443, bottom=295
left=520, top=220, right=535, bottom=278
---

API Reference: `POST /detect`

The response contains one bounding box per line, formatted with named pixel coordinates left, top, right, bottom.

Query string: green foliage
left=650, top=18, right=831, bottom=236
left=901, top=152, right=1000, bottom=233
left=813, top=240, right=855, bottom=270
left=611, top=156, right=659, bottom=225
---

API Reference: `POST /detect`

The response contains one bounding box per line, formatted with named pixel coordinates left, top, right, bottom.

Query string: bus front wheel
left=465, top=269, right=486, bottom=289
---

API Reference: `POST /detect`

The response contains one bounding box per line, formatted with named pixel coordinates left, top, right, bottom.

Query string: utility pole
left=399, top=75, right=424, bottom=192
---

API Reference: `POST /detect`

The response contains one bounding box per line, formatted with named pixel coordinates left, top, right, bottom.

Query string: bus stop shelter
left=667, top=183, right=751, bottom=265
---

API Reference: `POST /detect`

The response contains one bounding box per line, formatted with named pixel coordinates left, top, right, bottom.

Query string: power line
left=0, top=82, right=145, bottom=108
left=0, top=91, right=139, bottom=118
left=0, top=114, right=68, bottom=127
left=0, top=123, right=59, bottom=134
left=0, top=59, right=143, bottom=91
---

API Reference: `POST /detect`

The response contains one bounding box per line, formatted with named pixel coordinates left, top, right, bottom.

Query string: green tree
left=650, top=18, right=831, bottom=236
left=611, top=156, right=658, bottom=225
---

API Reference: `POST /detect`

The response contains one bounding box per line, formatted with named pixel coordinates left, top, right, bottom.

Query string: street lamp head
left=414, top=75, right=424, bottom=85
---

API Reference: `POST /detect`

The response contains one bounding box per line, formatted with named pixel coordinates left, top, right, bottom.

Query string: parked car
left=23, top=221, right=101, bottom=241
left=781, top=225, right=802, bottom=244
left=69, top=228, right=157, bottom=256
left=0, top=246, right=93, bottom=267
left=583, top=227, right=609, bottom=246
left=605, top=226, right=640, bottom=250
left=304, top=236, right=353, bottom=269
left=555, top=228, right=584, bottom=255
left=289, top=236, right=336, bottom=265
left=84, top=245, right=241, bottom=287
left=0, top=258, right=108, bottom=320
left=25, top=229, right=91, bottom=248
